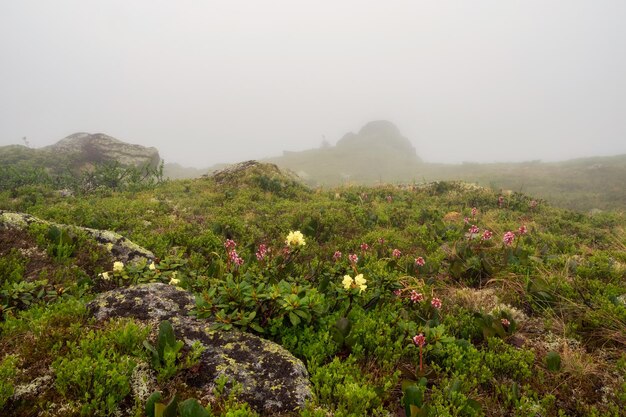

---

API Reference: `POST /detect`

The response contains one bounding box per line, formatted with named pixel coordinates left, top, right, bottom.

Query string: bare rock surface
left=88, top=283, right=312, bottom=414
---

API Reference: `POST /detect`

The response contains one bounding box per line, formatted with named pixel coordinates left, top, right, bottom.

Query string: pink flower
left=348, top=253, right=359, bottom=264
left=481, top=230, right=493, bottom=241
left=255, top=244, right=268, bottom=261
left=378, top=237, right=385, bottom=245
left=393, top=289, right=402, bottom=297
left=415, top=257, right=425, bottom=267
left=224, top=239, right=237, bottom=251
left=464, top=217, right=470, bottom=224
left=503, top=231, right=515, bottom=246
left=471, top=207, right=478, bottom=218
left=468, top=225, right=480, bottom=235
left=392, top=249, right=402, bottom=258
left=530, top=200, right=538, bottom=209
left=360, top=243, right=369, bottom=251
left=386, top=195, right=393, bottom=203
left=498, top=196, right=505, bottom=207
left=501, top=318, right=511, bottom=327
left=228, top=250, right=244, bottom=266
left=518, top=225, right=527, bottom=235
left=412, top=333, right=426, bottom=347
left=410, top=290, right=424, bottom=303
left=431, top=297, right=442, bottom=309
left=333, top=250, right=342, bottom=261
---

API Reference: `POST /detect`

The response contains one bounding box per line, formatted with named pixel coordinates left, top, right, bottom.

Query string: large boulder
left=0, top=210, right=154, bottom=265
left=88, top=283, right=312, bottom=414
left=45, top=132, right=161, bottom=168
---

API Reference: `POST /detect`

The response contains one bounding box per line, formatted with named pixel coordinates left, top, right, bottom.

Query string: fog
left=1, top=1, right=625, bottom=168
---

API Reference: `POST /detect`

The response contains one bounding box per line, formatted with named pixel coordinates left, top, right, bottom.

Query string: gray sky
left=1, top=1, right=625, bottom=167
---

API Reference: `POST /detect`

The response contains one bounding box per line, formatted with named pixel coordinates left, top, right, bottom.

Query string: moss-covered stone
left=0, top=210, right=154, bottom=264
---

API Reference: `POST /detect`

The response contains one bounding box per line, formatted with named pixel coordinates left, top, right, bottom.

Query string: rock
left=88, top=283, right=312, bottom=414
left=0, top=210, right=154, bottom=265
left=45, top=132, right=161, bottom=169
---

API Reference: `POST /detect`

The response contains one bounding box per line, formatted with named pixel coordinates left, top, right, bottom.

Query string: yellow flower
left=106, top=243, right=114, bottom=252
left=113, top=261, right=124, bottom=272
left=285, top=230, right=306, bottom=247
left=342, top=274, right=367, bottom=293
left=169, top=277, right=180, bottom=285
left=100, top=272, right=110, bottom=281
left=354, top=274, right=367, bottom=293
left=149, top=262, right=156, bottom=271
left=342, top=275, right=353, bottom=290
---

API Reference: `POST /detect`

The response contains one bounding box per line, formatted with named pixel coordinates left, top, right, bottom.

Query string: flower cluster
left=471, top=207, right=478, bottom=218
left=412, top=333, right=426, bottom=347
left=342, top=274, right=367, bottom=293
left=410, top=290, right=424, bottom=303
left=348, top=253, right=359, bottom=264
left=113, top=261, right=124, bottom=272
left=498, top=196, right=505, bottom=207
left=229, top=249, right=244, bottom=266
left=360, top=243, right=369, bottom=251
left=518, top=225, right=527, bottom=235
left=333, top=250, right=342, bottom=261
left=481, top=230, right=493, bottom=241
left=431, top=298, right=442, bottom=309
left=256, top=244, right=269, bottom=261
left=501, top=318, right=510, bottom=327
left=224, top=239, right=237, bottom=251
left=503, top=231, right=515, bottom=246
left=392, top=249, right=402, bottom=258
left=468, top=224, right=480, bottom=235
left=414, top=256, right=425, bottom=267
left=285, top=231, right=306, bottom=247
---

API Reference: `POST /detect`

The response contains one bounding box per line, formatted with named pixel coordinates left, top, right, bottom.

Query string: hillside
left=0, top=162, right=625, bottom=416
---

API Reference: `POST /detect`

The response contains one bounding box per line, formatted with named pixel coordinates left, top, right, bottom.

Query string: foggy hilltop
left=2, top=120, right=625, bottom=212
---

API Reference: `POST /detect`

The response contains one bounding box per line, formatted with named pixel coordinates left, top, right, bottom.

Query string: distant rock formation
left=336, top=120, right=421, bottom=162
left=264, top=120, right=423, bottom=185
left=44, top=132, right=161, bottom=168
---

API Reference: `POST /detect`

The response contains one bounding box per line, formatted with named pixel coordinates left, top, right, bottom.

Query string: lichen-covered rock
left=87, top=283, right=196, bottom=322
left=88, top=283, right=312, bottom=414
left=0, top=210, right=154, bottom=264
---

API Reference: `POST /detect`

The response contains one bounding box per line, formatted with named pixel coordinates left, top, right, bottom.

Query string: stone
left=0, top=210, right=154, bottom=265
left=87, top=283, right=312, bottom=414
left=45, top=132, right=161, bottom=169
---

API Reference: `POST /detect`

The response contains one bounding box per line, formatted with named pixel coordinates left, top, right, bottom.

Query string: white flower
left=113, top=261, right=124, bottom=272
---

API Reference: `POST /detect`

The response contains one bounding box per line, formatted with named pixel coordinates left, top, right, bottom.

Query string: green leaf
left=143, top=341, right=160, bottom=368
left=163, top=394, right=179, bottom=417
left=178, top=398, right=211, bottom=417
left=157, top=320, right=177, bottom=359
left=288, top=311, right=301, bottom=326
left=145, top=391, right=162, bottom=417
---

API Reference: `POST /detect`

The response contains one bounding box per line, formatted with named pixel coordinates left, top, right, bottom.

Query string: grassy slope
left=1, top=163, right=625, bottom=416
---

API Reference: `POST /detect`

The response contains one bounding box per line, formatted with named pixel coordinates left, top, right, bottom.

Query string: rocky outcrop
left=88, top=283, right=312, bottom=414
left=45, top=132, right=161, bottom=168
left=336, top=120, right=421, bottom=162
left=0, top=210, right=154, bottom=264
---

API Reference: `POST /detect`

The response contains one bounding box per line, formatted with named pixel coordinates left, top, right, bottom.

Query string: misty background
left=1, top=1, right=625, bottom=168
